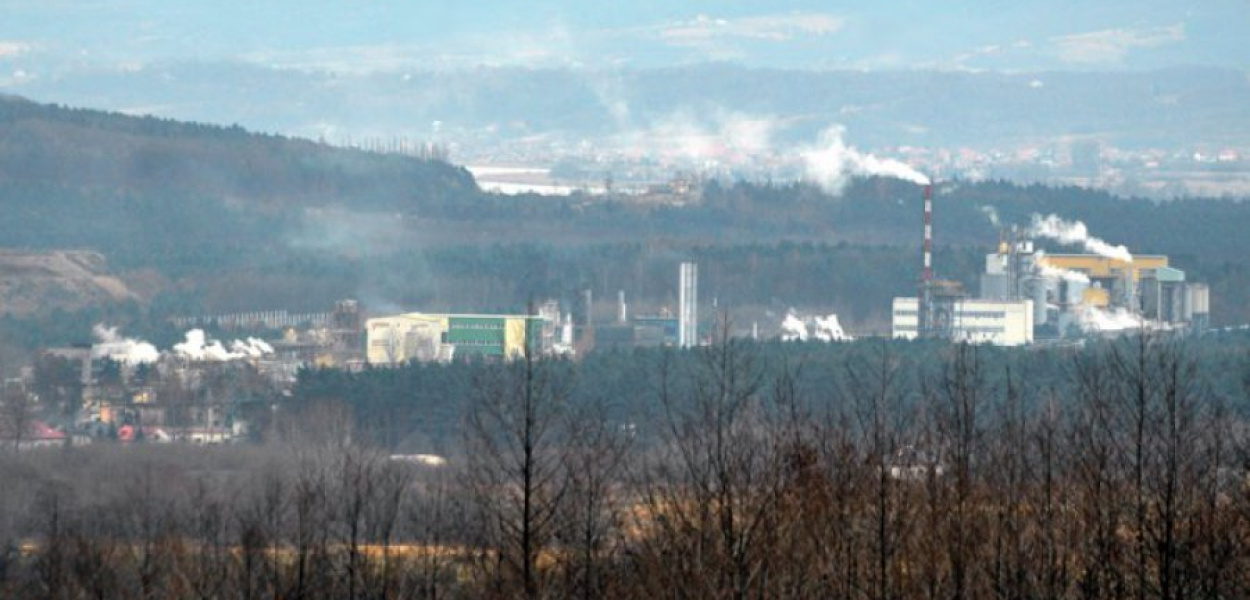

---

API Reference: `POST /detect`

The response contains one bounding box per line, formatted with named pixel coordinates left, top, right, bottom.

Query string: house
left=1, top=420, right=68, bottom=450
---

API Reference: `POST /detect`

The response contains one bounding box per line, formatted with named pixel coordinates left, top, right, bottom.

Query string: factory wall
left=366, top=314, right=450, bottom=365
left=893, top=297, right=1034, bottom=346
left=366, top=313, right=544, bottom=365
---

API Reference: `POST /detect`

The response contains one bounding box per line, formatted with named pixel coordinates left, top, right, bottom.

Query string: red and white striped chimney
left=922, top=184, right=933, bottom=283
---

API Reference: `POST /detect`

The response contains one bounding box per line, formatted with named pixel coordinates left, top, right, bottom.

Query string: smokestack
left=618, top=290, right=627, bottom=324
left=923, top=184, right=933, bottom=284
left=679, top=262, right=699, bottom=348
left=918, top=183, right=934, bottom=337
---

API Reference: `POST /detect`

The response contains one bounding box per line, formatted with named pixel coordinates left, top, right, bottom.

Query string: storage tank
left=1027, top=277, right=1048, bottom=326
left=1063, top=278, right=1088, bottom=306
left=1189, top=284, right=1210, bottom=333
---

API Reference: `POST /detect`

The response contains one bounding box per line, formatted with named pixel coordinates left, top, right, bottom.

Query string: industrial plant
left=365, top=261, right=704, bottom=364
left=893, top=184, right=1211, bottom=345
left=9, top=192, right=1222, bottom=451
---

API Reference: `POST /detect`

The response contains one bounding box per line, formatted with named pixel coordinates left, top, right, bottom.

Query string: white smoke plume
left=1030, top=214, right=1133, bottom=263
left=1038, top=264, right=1091, bottom=284
left=91, top=325, right=160, bottom=366
left=979, top=205, right=1000, bottom=227
left=174, top=329, right=274, bottom=362
left=780, top=311, right=853, bottom=342
left=812, top=314, right=853, bottom=342
left=780, top=312, right=808, bottom=342
left=613, top=109, right=779, bottom=163
left=1033, top=250, right=1091, bottom=284
left=801, top=125, right=930, bottom=195
left=1078, top=306, right=1143, bottom=333
left=231, top=337, right=275, bottom=358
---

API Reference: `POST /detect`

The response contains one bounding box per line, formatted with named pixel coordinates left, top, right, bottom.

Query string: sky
left=1, top=0, right=1247, bottom=76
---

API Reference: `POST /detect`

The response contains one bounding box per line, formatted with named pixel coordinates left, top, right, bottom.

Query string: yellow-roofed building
left=366, top=313, right=545, bottom=365
left=1036, top=254, right=1169, bottom=281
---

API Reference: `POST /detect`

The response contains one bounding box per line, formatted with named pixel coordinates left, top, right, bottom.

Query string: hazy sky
left=1, top=1, right=1246, bottom=75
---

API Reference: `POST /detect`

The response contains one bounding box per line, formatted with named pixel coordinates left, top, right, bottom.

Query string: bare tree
left=633, top=316, right=782, bottom=600
left=1032, top=388, right=1072, bottom=599
left=465, top=344, right=572, bottom=599
left=847, top=342, right=911, bottom=600
left=0, top=385, right=37, bottom=453
left=179, top=480, right=233, bottom=600
left=559, top=399, right=631, bottom=600
left=401, top=465, right=461, bottom=600
left=930, top=342, right=986, bottom=600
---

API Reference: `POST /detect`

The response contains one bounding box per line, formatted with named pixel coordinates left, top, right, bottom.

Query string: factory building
left=1037, top=254, right=1169, bottom=310
left=895, top=180, right=1210, bottom=345
left=976, top=241, right=1210, bottom=337
left=900, top=184, right=1032, bottom=346
left=366, top=313, right=547, bottom=365
left=892, top=297, right=1034, bottom=346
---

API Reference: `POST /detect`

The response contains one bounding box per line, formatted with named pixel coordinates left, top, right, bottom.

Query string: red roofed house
left=1, top=420, right=68, bottom=451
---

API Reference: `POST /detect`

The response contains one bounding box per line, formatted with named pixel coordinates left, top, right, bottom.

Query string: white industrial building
left=892, top=297, right=1034, bottom=346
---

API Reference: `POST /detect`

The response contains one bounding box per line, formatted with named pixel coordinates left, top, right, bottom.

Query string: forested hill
left=0, top=94, right=1247, bottom=348
left=0, top=94, right=478, bottom=210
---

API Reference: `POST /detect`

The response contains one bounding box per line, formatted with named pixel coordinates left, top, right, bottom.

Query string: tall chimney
left=919, top=184, right=934, bottom=337
left=923, top=184, right=933, bottom=284
left=679, top=262, right=698, bottom=348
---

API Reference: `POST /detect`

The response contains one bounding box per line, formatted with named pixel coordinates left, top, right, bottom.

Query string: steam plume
left=174, top=329, right=274, bottom=362
left=1034, top=250, right=1091, bottom=284
left=614, top=109, right=778, bottom=162
left=1078, top=306, right=1142, bottom=332
left=979, top=205, right=1000, bottom=227
left=779, top=310, right=853, bottom=342
left=780, top=312, right=808, bottom=342
left=1030, top=214, right=1132, bottom=262
left=802, top=125, right=930, bottom=195
left=811, top=314, right=853, bottom=342
left=91, top=325, right=160, bottom=365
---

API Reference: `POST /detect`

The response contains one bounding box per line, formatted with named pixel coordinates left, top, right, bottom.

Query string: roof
left=1146, top=266, right=1186, bottom=283
left=13, top=420, right=68, bottom=441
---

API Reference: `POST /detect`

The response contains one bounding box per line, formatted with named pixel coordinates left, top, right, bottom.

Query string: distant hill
left=0, top=95, right=1246, bottom=335
left=0, top=95, right=484, bottom=316
left=11, top=64, right=1248, bottom=152
left=0, top=94, right=478, bottom=210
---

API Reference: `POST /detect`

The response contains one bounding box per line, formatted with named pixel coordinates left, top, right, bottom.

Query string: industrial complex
left=12, top=182, right=1221, bottom=449
left=365, top=260, right=703, bottom=364
left=893, top=184, right=1211, bottom=345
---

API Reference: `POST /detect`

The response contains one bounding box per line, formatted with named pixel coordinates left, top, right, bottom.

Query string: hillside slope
left=0, top=94, right=478, bottom=210
left=0, top=251, right=139, bottom=314
left=0, top=95, right=1246, bottom=330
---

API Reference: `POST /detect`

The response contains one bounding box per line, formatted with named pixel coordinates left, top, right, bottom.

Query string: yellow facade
left=503, top=318, right=528, bottom=359
left=365, top=314, right=451, bottom=364
left=367, top=313, right=539, bottom=364
left=1082, top=287, right=1111, bottom=307
left=1037, top=254, right=1168, bottom=281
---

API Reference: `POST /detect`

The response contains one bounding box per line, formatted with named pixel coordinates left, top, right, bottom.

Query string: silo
left=1189, top=284, right=1210, bottom=333
left=1027, top=277, right=1048, bottom=327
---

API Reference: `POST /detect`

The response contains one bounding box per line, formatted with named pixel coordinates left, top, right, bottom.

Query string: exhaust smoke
left=91, top=325, right=160, bottom=366
left=1033, top=250, right=1091, bottom=284
left=1030, top=214, right=1132, bottom=263
left=173, top=329, right=275, bottom=362
left=801, top=125, right=930, bottom=195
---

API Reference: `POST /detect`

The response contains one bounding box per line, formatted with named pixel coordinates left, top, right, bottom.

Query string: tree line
left=2, top=330, right=1248, bottom=599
